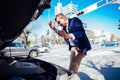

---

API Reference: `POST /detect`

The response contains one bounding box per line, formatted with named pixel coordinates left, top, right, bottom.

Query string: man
left=48, top=13, right=91, bottom=74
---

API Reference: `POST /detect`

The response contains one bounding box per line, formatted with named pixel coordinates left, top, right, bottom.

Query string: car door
left=8, top=43, right=29, bottom=56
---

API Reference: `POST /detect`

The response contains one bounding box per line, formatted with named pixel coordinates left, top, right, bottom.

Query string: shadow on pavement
left=112, top=50, right=120, bottom=53
left=82, top=54, right=120, bottom=80
left=78, top=67, right=120, bottom=80
left=78, top=72, right=92, bottom=80
left=101, top=66, right=120, bottom=80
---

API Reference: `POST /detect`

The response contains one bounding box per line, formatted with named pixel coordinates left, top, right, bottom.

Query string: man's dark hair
left=55, top=13, right=66, bottom=21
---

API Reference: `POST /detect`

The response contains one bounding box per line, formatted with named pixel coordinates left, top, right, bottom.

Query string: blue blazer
left=63, top=17, right=91, bottom=55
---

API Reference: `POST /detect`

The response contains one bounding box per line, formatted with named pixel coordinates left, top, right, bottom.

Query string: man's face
left=56, top=16, right=67, bottom=27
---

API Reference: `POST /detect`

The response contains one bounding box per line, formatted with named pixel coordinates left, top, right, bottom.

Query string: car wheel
left=45, top=49, right=49, bottom=53
left=29, top=51, right=38, bottom=57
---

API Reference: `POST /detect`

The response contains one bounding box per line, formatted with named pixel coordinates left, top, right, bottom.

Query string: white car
left=34, top=46, right=49, bottom=53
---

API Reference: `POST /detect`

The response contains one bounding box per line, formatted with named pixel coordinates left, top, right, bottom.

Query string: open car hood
left=0, top=0, right=51, bottom=50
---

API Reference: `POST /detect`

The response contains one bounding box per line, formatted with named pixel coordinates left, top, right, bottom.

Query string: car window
left=8, top=43, right=24, bottom=47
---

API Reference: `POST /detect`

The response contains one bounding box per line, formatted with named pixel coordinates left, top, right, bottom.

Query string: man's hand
left=58, top=30, right=74, bottom=40
left=48, top=21, right=55, bottom=29
left=58, top=30, right=69, bottom=39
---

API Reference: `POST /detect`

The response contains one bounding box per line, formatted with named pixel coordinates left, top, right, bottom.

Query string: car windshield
left=8, top=43, right=24, bottom=47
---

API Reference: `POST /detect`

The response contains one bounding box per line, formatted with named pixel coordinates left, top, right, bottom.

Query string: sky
left=28, top=0, right=120, bottom=39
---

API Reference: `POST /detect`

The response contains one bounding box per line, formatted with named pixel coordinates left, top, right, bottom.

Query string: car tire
left=29, top=51, right=38, bottom=57
left=45, top=49, right=49, bottom=53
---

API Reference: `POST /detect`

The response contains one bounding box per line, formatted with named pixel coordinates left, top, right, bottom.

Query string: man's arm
left=48, top=21, right=59, bottom=33
left=58, top=30, right=75, bottom=40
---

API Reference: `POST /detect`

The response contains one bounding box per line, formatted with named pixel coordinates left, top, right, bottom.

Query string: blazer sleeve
left=69, top=17, right=85, bottom=39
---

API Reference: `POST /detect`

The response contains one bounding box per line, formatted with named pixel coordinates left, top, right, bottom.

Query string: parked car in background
left=34, top=45, right=49, bottom=53
left=0, top=42, right=40, bottom=57
left=101, top=41, right=118, bottom=47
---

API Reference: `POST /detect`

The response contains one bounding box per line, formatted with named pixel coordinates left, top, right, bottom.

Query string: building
left=54, top=1, right=78, bottom=18
left=54, top=1, right=62, bottom=15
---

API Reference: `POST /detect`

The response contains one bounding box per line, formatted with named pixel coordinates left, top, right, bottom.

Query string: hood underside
left=0, top=0, right=51, bottom=50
